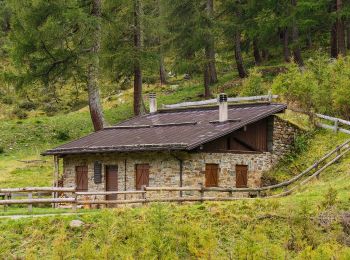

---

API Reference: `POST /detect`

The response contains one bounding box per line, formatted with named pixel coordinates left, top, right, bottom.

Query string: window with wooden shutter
left=94, top=161, right=102, bottom=184
left=205, top=164, right=219, bottom=187
left=135, top=164, right=149, bottom=190
left=236, top=165, right=248, bottom=188
left=75, top=166, right=88, bottom=191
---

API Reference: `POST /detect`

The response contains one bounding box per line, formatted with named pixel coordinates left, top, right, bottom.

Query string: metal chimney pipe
left=219, top=93, right=228, bottom=122
left=149, top=93, right=157, bottom=113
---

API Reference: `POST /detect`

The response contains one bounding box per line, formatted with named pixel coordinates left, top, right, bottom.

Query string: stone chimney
left=149, top=93, right=157, bottom=113
left=219, top=93, right=228, bottom=122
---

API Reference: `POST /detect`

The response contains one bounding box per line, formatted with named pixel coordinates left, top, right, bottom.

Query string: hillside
left=1, top=73, right=350, bottom=258
left=0, top=163, right=349, bottom=258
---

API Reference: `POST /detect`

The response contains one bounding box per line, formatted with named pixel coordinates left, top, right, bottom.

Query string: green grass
left=0, top=169, right=349, bottom=258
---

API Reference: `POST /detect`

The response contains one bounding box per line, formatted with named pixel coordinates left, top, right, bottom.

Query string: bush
left=55, top=130, right=70, bottom=141
left=18, top=101, right=37, bottom=111
left=0, top=146, right=4, bottom=154
left=12, top=108, right=28, bottom=119
left=0, top=96, right=13, bottom=105
left=42, top=102, right=59, bottom=116
left=272, top=54, right=350, bottom=119
left=240, top=68, right=266, bottom=96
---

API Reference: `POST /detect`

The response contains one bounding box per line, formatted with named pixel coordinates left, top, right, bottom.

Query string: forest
left=0, top=0, right=350, bottom=129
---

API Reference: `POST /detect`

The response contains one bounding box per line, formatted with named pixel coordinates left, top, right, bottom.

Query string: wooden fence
left=315, top=113, right=350, bottom=135
left=163, top=93, right=278, bottom=109
left=1, top=138, right=349, bottom=212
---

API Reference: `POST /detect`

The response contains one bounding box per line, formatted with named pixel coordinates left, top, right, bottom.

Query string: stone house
left=43, top=94, right=299, bottom=199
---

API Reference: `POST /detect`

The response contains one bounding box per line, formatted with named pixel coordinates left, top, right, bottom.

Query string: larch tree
left=133, top=0, right=143, bottom=116
left=8, top=0, right=106, bottom=131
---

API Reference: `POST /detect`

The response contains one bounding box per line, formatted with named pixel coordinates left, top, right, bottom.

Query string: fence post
left=334, top=119, right=339, bottom=133
left=199, top=183, right=204, bottom=202
left=141, top=185, right=146, bottom=204
left=28, top=192, right=33, bottom=213
left=315, top=162, right=320, bottom=180
left=72, top=189, right=77, bottom=212
left=267, top=91, right=272, bottom=102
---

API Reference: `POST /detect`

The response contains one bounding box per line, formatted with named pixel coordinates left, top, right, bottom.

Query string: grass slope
left=0, top=166, right=349, bottom=258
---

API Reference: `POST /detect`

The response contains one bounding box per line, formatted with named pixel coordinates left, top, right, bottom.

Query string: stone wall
left=61, top=115, right=300, bottom=199
left=272, top=116, right=301, bottom=164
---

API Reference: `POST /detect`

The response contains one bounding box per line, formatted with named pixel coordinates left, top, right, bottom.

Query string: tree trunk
left=159, top=55, right=167, bottom=85
left=347, top=22, right=350, bottom=50
left=261, top=49, right=269, bottom=60
left=156, top=0, right=167, bottom=85
left=291, top=0, right=304, bottom=67
left=133, top=0, right=142, bottom=116
left=204, top=65, right=211, bottom=98
left=283, top=28, right=291, bottom=62
left=234, top=30, right=247, bottom=78
left=331, top=22, right=338, bottom=58
left=87, top=0, right=105, bottom=131
left=253, top=39, right=262, bottom=65
left=205, top=0, right=218, bottom=84
left=336, top=0, right=346, bottom=56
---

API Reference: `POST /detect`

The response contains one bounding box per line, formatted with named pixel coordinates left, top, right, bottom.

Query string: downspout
left=124, top=159, right=127, bottom=200
left=171, top=153, right=184, bottom=197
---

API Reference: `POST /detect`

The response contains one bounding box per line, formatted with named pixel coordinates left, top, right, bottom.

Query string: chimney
left=219, top=93, right=228, bottom=122
left=149, top=93, right=157, bottom=113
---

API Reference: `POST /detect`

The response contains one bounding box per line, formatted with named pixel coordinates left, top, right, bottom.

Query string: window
left=205, top=164, right=219, bottom=187
left=135, top=164, right=150, bottom=190
left=75, top=166, right=88, bottom=191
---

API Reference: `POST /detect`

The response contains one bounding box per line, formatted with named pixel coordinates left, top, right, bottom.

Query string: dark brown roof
left=43, top=102, right=286, bottom=155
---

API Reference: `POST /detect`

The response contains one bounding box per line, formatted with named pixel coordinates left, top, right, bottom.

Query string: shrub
left=18, top=101, right=37, bottom=111
left=55, top=130, right=70, bottom=141
left=0, top=146, right=4, bottom=154
left=0, top=96, right=13, bottom=105
left=42, top=102, right=59, bottom=116
left=320, top=187, right=338, bottom=209
left=12, top=108, right=28, bottom=119
left=240, top=68, right=266, bottom=96
left=272, top=55, right=350, bottom=119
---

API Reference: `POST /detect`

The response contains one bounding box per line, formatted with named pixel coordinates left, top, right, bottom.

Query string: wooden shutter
left=205, top=164, right=219, bottom=187
left=135, top=164, right=149, bottom=190
left=236, top=165, right=248, bottom=188
left=94, top=161, right=102, bottom=184
left=105, top=165, right=118, bottom=201
left=75, top=166, right=88, bottom=191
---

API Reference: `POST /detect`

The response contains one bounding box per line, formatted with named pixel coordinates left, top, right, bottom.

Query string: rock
left=69, top=219, right=84, bottom=228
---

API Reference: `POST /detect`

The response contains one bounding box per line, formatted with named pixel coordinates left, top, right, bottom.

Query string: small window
left=135, top=164, right=150, bottom=190
left=94, top=161, right=102, bottom=184
left=205, top=164, right=219, bottom=187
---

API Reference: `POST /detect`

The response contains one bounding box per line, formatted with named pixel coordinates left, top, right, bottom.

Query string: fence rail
left=1, top=138, right=349, bottom=211
left=315, top=113, right=350, bottom=134
left=163, top=94, right=278, bottom=109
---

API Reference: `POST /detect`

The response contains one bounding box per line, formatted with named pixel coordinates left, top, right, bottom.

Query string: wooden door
left=75, top=166, right=88, bottom=191
left=205, top=164, right=219, bottom=187
left=236, top=165, right=248, bottom=188
left=105, top=165, right=118, bottom=201
left=135, top=164, right=149, bottom=190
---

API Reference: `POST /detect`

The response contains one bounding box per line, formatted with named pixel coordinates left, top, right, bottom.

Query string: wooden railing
left=163, top=93, right=278, bottom=109
left=1, top=139, right=349, bottom=212
left=316, top=113, right=350, bottom=135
